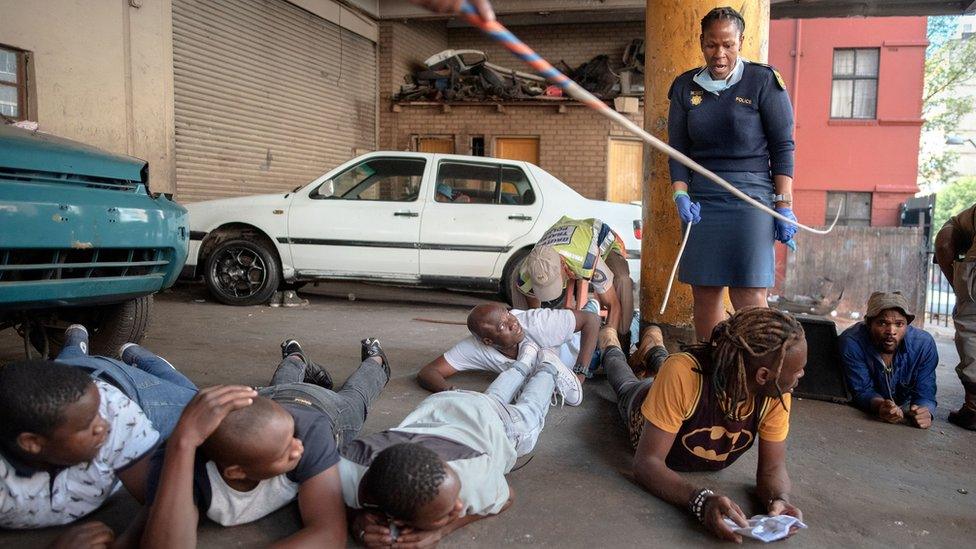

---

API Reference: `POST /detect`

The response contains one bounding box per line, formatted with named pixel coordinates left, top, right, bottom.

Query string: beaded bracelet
left=688, top=488, right=715, bottom=523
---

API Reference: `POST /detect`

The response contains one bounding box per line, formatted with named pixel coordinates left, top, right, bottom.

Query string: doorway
left=607, top=139, right=643, bottom=203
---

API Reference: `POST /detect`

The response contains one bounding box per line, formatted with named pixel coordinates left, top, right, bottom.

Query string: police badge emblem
left=690, top=91, right=703, bottom=106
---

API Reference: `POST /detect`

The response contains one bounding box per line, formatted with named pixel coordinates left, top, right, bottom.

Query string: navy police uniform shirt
left=667, top=62, right=795, bottom=183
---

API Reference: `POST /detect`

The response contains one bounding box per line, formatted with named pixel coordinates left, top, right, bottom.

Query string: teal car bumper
left=0, top=179, right=188, bottom=309
left=0, top=124, right=188, bottom=310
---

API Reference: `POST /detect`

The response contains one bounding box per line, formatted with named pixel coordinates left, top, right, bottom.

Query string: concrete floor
left=1, top=283, right=973, bottom=548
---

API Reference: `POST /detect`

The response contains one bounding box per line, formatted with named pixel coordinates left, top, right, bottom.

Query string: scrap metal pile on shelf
left=395, top=40, right=644, bottom=103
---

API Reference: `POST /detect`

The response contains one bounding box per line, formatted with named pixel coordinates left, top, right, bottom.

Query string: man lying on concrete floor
left=839, top=292, right=937, bottom=429
left=417, top=302, right=599, bottom=403
left=340, top=342, right=580, bottom=548
left=602, top=307, right=807, bottom=543
left=141, top=338, right=390, bottom=548
left=0, top=325, right=196, bottom=546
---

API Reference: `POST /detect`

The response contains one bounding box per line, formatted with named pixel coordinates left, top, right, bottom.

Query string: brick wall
left=447, top=21, right=644, bottom=70
left=378, top=20, right=448, bottom=151
left=872, top=190, right=914, bottom=226
left=390, top=104, right=640, bottom=199
left=379, top=19, right=646, bottom=200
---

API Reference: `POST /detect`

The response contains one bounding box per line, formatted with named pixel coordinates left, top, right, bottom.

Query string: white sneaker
left=539, top=348, right=583, bottom=406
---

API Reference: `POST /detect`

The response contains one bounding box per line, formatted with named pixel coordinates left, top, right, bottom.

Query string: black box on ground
left=793, top=314, right=851, bottom=404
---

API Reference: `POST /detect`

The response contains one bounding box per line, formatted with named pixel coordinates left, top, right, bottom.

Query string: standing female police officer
left=668, top=6, right=798, bottom=341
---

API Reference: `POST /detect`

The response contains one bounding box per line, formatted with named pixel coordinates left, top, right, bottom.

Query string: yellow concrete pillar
left=641, top=0, right=770, bottom=328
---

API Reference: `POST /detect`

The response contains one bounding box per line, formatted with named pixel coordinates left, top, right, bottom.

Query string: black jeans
left=258, top=356, right=388, bottom=447
left=604, top=347, right=654, bottom=422
left=604, top=345, right=671, bottom=449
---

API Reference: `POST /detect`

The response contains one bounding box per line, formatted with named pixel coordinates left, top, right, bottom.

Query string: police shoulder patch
left=752, top=62, right=787, bottom=90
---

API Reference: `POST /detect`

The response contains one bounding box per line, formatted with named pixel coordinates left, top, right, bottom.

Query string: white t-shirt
left=339, top=391, right=515, bottom=517
left=204, top=461, right=300, bottom=527
left=443, top=309, right=578, bottom=374
left=0, top=380, right=160, bottom=529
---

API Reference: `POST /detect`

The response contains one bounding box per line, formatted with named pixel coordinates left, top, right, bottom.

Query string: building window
left=471, top=136, right=485, bottom=156
left=830, top=48, right=879, bottom=119
left=826, top=191, right=872, bottom=226
left=0, top=45, right=28, bottom=120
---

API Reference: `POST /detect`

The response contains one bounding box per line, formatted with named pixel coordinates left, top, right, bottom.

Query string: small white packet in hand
left=722, top=514, right=807, bottom=543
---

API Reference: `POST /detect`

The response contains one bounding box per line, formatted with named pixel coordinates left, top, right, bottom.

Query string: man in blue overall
left=839, top=292, right=938, bottom=429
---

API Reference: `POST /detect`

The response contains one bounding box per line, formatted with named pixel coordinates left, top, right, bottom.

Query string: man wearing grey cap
left=838, top=292, right=938, bottom=429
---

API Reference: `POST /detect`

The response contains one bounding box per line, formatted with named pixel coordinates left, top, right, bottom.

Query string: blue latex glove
left=674, top=193, right=702, bottom=224
left=774, top=207, right=798, bottom=243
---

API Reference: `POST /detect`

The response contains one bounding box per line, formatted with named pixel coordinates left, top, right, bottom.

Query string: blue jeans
left=484, top=360, right=557, bottom=457
left=258, top=355, right=388, bottom=447
left=55, top=331, right=197, bottom=439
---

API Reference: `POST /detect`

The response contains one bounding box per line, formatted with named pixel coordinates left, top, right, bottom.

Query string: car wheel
left=205, top=237, right=281, bottom=306
left=29, top=296, right=154, bottom=358
left=501, top=247, right=532, bottom=306
left=88, top=295, right=154, bottom=356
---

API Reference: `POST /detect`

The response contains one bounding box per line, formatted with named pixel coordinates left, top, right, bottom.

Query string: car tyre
left=501, top=247, right=531, bottom=306
left=205, top=237, right=281, bottom=306
left=89, top=295, right=154, bottom=356
left=29, top=295, right=154, bottom=358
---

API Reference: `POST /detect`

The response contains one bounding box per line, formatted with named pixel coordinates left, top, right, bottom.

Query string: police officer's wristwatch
left=772, top=193, right=793, bottom=205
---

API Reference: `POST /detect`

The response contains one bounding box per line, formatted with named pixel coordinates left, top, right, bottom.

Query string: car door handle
left=394, top=211, right=419, bottom=217
left=508, top=214, right=533, bottom=221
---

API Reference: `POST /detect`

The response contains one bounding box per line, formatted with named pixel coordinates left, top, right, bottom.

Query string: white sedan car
left=183, top=152, right=642, bottom=305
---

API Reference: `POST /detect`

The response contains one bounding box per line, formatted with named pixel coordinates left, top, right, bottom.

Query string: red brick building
left=770, top=17, right=927, bottom=228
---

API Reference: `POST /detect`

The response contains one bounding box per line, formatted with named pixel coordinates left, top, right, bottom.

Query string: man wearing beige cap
left=838, top=292, right=938, bottom=429
left=510, top=216, right=634, bottom=364
left=934, top=204, right=976, bottom=430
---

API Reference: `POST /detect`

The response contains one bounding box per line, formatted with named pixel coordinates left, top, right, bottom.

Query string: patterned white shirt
left=0, top=380, right=160, bottom=528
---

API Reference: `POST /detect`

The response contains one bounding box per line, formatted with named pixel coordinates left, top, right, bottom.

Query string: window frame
left=826, top=190, right=872, bottom=226
left=829, top=47, right=880, bottom=120
left=433, top=160, right=535, bottom=206
left=0, top=44, right=29, bottom=121
left=470, top=136, right=486, bottom=157
left=309, top=156, right=426, bottom=203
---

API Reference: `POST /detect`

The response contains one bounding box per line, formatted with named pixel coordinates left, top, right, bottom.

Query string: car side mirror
left=319, top=180, right=335, bottom=198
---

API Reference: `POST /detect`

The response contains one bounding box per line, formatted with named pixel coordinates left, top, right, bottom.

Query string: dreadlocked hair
left=687, top=307, right=804, bottom=421
left=700, top=6, right=745, bottom=35
left=362, top=443, right=447, bottom=522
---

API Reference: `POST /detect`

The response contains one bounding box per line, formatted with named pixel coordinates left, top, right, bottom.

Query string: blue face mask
left=693, top=58, right=746, bottom=94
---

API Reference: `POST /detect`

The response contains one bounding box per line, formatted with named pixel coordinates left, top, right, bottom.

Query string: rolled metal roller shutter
left=172, top=0, right=377, bottom=202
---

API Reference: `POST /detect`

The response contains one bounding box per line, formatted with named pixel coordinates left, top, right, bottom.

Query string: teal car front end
left=0, top=123, right=188, bottom=354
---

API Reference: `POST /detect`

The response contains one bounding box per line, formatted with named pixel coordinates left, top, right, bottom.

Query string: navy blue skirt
left=678, top=170, right=775, bottom=288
